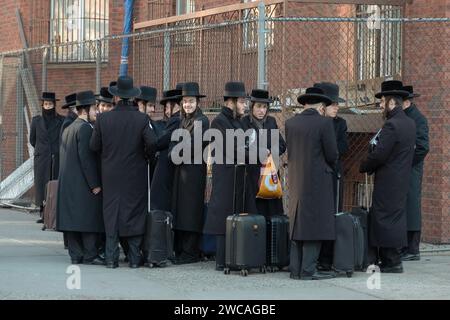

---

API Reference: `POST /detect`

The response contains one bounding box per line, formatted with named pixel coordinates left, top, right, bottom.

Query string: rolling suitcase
left=143, top=163, right=174, bottom=267
left=266, top=215, right=290, bottom=272
left=224, top=164, right=266, bottom=276
left=333, top=174, right=365, bottom=277
left=43, top=155, right=57, bottom=231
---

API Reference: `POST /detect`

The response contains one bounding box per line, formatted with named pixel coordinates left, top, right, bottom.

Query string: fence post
left=163, top=31, right=171, bottom=91
left=96, top=40, right=102, bottom=94
left=16, top=54, right=25, bottom=167
left=42, top=47, right=48, bottom=93
left=257, top=1, right=267, bottom=90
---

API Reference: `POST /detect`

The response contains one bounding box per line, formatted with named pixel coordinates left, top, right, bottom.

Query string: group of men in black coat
left=31, top=76, right=428, bottom=277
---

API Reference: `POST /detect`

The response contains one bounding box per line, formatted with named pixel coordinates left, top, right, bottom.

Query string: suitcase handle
left=232, top=164, right=247, bottom=215
left=336, top=172, right=341, bottom=215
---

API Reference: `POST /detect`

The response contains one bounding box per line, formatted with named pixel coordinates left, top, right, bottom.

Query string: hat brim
left=297, top=93, right=332, bottom=106
left=96, top=95, right=113, bottom=104
left=407, top=93, right=421, bottom=99
left=250, top=97, right=273, bottom=104
left=375, top=90, right=410, bottom=99
left=108, top=86, right=141, bottom=99
left=61, top=102, right=76, bottom=109
left=41, top=98, right=60, bottom=102
left=160, top=96, right=182, bottom=105
left=181, top=94, right=206, bottom=98
left=224, top=94, right=250, bottom=101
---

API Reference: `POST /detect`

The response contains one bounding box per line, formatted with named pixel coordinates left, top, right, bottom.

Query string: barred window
left=356, top=5, right=402, bottom=80
left=50, top=0, right=109, bottom=63
left=243, top=0, right=275, bottom=50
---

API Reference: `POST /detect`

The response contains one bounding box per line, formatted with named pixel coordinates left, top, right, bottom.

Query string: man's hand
left=92, top=187, right=102, bottom=195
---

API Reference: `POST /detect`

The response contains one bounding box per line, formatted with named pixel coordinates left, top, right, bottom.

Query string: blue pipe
left=119, top=0, right=134, bottom=76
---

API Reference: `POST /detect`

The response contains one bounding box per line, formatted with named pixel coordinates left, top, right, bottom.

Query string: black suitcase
left=333, top=175, right=366, bottom=277
left=224, top=164, right=266, bottom=276
left=266, top=215, right=290, bottom=272
left=143, top=210, right=174, bottom=267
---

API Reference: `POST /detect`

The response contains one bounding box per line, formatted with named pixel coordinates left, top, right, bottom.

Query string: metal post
left=16, top=55, right=25, bottom=167
left=163, top=31, right=171, bottom=91
left=0, top=54, right=4, bottom=181
left=257, top=1, right=267, bottom=90
left=96, top=40, right=102, bottom=94
left=42, top=47, right=48, bottom=93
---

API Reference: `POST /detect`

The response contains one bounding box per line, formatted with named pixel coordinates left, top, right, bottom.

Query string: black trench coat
left=285, top=109, right=338, bottom=241
left=171, top=112, right=210, bottom=233
left=30, top=112, right=64, bottom=206
left=150, top=112, right=181, bottom=211
left=241, top=115, right=287, bottom=217
left=404, top=104, right=429, bottom=231
left=56, top=118, right=103, bottom=233
left=204, top=107, right=258, bottom=235
left=360, top=106, right=416, bottom=248
left=90, top=101, right=157, bottom=237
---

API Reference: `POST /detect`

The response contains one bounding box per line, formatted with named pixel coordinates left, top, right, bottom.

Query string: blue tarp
left=119, top=0, right=134, bottom=76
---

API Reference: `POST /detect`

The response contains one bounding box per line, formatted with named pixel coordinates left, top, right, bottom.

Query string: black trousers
left=406, top=231, right=421, bottom=255
left=216, top=235, right=226, bottom=267
left=318, top=240, right=334, bottom=268
left=66, top=232, right=98, bottom=262
left=372, top=247, right=401, bottom=267
left=175, top=230, right=201, bottom=258
left=105, top=232, right=142, bottom=265
left=289, top=240, right=322, bottom=277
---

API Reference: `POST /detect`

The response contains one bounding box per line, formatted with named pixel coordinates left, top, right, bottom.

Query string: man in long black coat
left=56, top=91, right=104, bottom=265
left=313, top=82, right=349, bottom=271
left=401, top=85, right=429, bottom=261
left=285, top=87, right=338, bottom=280
left=30, top=92, right=64, bottom=223
left=204, top=82, right=258, bottom=271
left=360, top=80, right=416, bottom=273
left=90, top=76, right=158, bottom=269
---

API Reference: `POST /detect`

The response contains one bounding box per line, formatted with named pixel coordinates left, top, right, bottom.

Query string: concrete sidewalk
left=0, top=208, right=449, bottom=300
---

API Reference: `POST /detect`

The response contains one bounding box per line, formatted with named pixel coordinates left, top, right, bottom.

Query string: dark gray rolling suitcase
left=266, top=215, right=290, bottom=272
left=333, top=175, right=365, bottom=277
left=224, top=164, right=266, bottom=276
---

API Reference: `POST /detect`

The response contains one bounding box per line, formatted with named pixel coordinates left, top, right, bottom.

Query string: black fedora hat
left=180, top=82, right=206, bottom=98
left=224, top=82, right=248, bottom=100
left=402, top=85, right=421, bottom=99
left=61, top=93, right=77, bottom=109
left=136, top=86, right=157, bottom=104
left=250, top=89, right=273, bottom=104
left=108, top=76, right=141, bottom=99
left=160, top=89, right=182, bottom=105
left=297, top=87, right=332, bottom=106
left=109, top=81, right=117, bottom=87
left=96, top=87, right=113, bottom=104
left=41, top=92, right=59, bottom=102
left=313, top=82, right=345, bottom=104
left=75, top=90, right=97, bottom=108
left=375, top=80, right=409, bottom=99
left=176, top=83, right=185, bottom=91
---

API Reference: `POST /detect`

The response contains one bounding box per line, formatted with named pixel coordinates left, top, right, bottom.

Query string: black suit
left=90, top=100, right=157, bottom=265
left=30, top=111, right=64, bottom=210
left=360, top=106, right=416, bottom=267
left=285, top=108, right=338, bottom=277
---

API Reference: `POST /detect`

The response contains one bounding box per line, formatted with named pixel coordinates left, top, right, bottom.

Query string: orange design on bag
left=256, top=154, right=283, bottom=199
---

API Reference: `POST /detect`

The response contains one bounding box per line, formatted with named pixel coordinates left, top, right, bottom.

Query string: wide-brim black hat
left=313, top=82, right=345, bottom=104
left=75, top=90, right=97, bottom=107
left=96, top=87, right=113, bottom=104
left=136, top=86, right=157, bottom=104
left=160, top=89, right=182, bottom=105
left=62, top=93, right=77, bottom=109
left=402, top=85, right=421, bottom=99
left=250, top=89, right=273, bottom=104
left=375, top=80, right=410, bottom=99
left=224, top=81, right=249, bottom=100
left=108, top=76, right=141, bottom=99
left=297, top=87, right=332, bottom=106
left=180, top=82, right=206, bottom=98
left=41, top=91, right=59, bottom=102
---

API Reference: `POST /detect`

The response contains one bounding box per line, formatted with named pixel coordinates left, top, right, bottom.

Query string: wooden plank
left=134, top=0, right=285, bottom=30
left=289, top=0, right=405, bottom=5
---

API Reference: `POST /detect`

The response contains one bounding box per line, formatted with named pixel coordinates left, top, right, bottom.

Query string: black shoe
left=71, top=258, right=83, bottom=264
left=301, top=271, right=336, bottom=280
left=289, top=273, right=301, bottom=280
left=317, top=264, right=333, bottom=272
left=106, top=262, right=119, bottom=269
left=402, top=253, right=420, bottom=261
left=173, top=254, right=201, bottom=265
left=84, top=257, right=106, bottom=266
left=380, top=264, right=404, bottom=273
left=129, top=263, right=140, bottom=269
left=215, top=264, right=224, bottom=271
left=36, top=218, right=44, bottom=224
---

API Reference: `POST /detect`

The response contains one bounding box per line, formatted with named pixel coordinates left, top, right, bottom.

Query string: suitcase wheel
left=346, top=271, right=353, bottom=278
left=240, top=269, right=249, bottom=277
left=224, top=268, right=231, bottom=275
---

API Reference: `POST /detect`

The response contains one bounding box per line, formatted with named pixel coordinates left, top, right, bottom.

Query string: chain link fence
left=1, top=2, right=449, bottom=231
